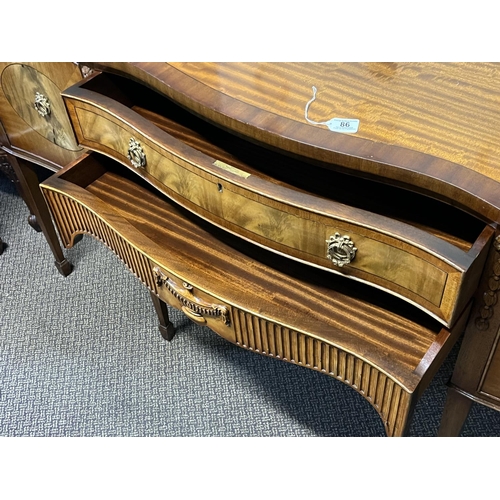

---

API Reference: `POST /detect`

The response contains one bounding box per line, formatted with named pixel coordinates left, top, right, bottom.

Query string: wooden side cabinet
left=0, top=62, right=87, bottom=274
left=439, top=236, right=500, bottom=435
left=0, top=62, right=85, bottom=169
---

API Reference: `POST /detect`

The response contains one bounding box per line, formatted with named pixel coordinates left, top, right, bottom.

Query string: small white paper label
left=324, top=118, right=360, bottom=134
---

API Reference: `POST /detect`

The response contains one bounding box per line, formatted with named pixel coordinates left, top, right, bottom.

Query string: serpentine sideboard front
left=3, top=62, right=500, bottom=436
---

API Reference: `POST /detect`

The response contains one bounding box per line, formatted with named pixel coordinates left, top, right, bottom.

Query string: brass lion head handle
left=326, top=232, right=357, bottom=267
left=34, top=92, right=51, bottom=117
left=127, top=137, right=146, bottom=169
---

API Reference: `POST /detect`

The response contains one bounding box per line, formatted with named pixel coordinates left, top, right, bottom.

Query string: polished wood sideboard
left=3, top=62, right=500, bottom=436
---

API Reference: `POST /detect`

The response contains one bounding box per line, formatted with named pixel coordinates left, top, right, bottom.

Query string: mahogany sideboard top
left=91, top=62, right=500, bottom=225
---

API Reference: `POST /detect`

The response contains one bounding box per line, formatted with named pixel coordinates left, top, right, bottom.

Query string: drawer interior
left=57, top=153, right=441, bottom=334
left=81, top=72, right=487, bottom=253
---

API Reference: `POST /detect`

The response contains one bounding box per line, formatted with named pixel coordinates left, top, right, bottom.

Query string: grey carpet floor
left=1, top=172, right=500, bottom=437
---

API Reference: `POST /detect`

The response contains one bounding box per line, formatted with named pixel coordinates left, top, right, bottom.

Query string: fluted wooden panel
left=43, top=189, right=158, bottom=293
left=232, top=308, right=410, bottom=436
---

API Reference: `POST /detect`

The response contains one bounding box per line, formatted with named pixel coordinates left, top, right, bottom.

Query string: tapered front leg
left=8, top=154, right=72, bottom=276
left=150, top=291, right=176, bottom=341
left=438, top=387, right=473, bottom=436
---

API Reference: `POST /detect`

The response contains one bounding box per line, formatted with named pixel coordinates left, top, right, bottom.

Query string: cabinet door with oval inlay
left=0, top=62, right=85, bottom=169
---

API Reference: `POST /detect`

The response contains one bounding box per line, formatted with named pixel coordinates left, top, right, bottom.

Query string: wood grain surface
left=61, top=71, right=493, bottom=326
left=41, top=154, right=441, bottom=385
left=90, top=62, right=500, bottom=223
left=0, top=62, right=84, bottom=170
left=41, top=152, right=469, bottom=436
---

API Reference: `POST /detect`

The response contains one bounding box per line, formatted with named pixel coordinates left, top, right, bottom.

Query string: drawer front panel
left=153, top=266, right=236, bottom=343
left=64, top=93, right=490, bottom=326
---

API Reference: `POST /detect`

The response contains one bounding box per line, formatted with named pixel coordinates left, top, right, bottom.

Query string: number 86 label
left=324, top=118, right=360, bottom=133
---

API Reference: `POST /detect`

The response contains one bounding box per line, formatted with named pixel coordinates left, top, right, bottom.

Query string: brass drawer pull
left=326, top=232, right=357, bottom=267
left=127, top=137, right=146, bottom=168
left=34, top=92, right=51, bottom=117
left=153, top=267, right=230, bottom=326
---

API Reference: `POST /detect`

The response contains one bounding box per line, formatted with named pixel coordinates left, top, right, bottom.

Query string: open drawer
left=40, top=152, right=472, bottom=436
left=61, top=71, right=494, bottom=327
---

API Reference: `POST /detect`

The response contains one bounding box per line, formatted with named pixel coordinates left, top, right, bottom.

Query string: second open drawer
left=41, top=151, right=476, bottom=436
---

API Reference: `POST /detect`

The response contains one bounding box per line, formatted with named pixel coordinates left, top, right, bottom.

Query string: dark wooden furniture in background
left=0, top=62, right=87, bottom=274
left=37, top=63, right=500, bottom=436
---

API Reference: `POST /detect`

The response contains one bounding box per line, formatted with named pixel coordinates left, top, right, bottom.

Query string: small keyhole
left=217, top=183, right=224, bottom=193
